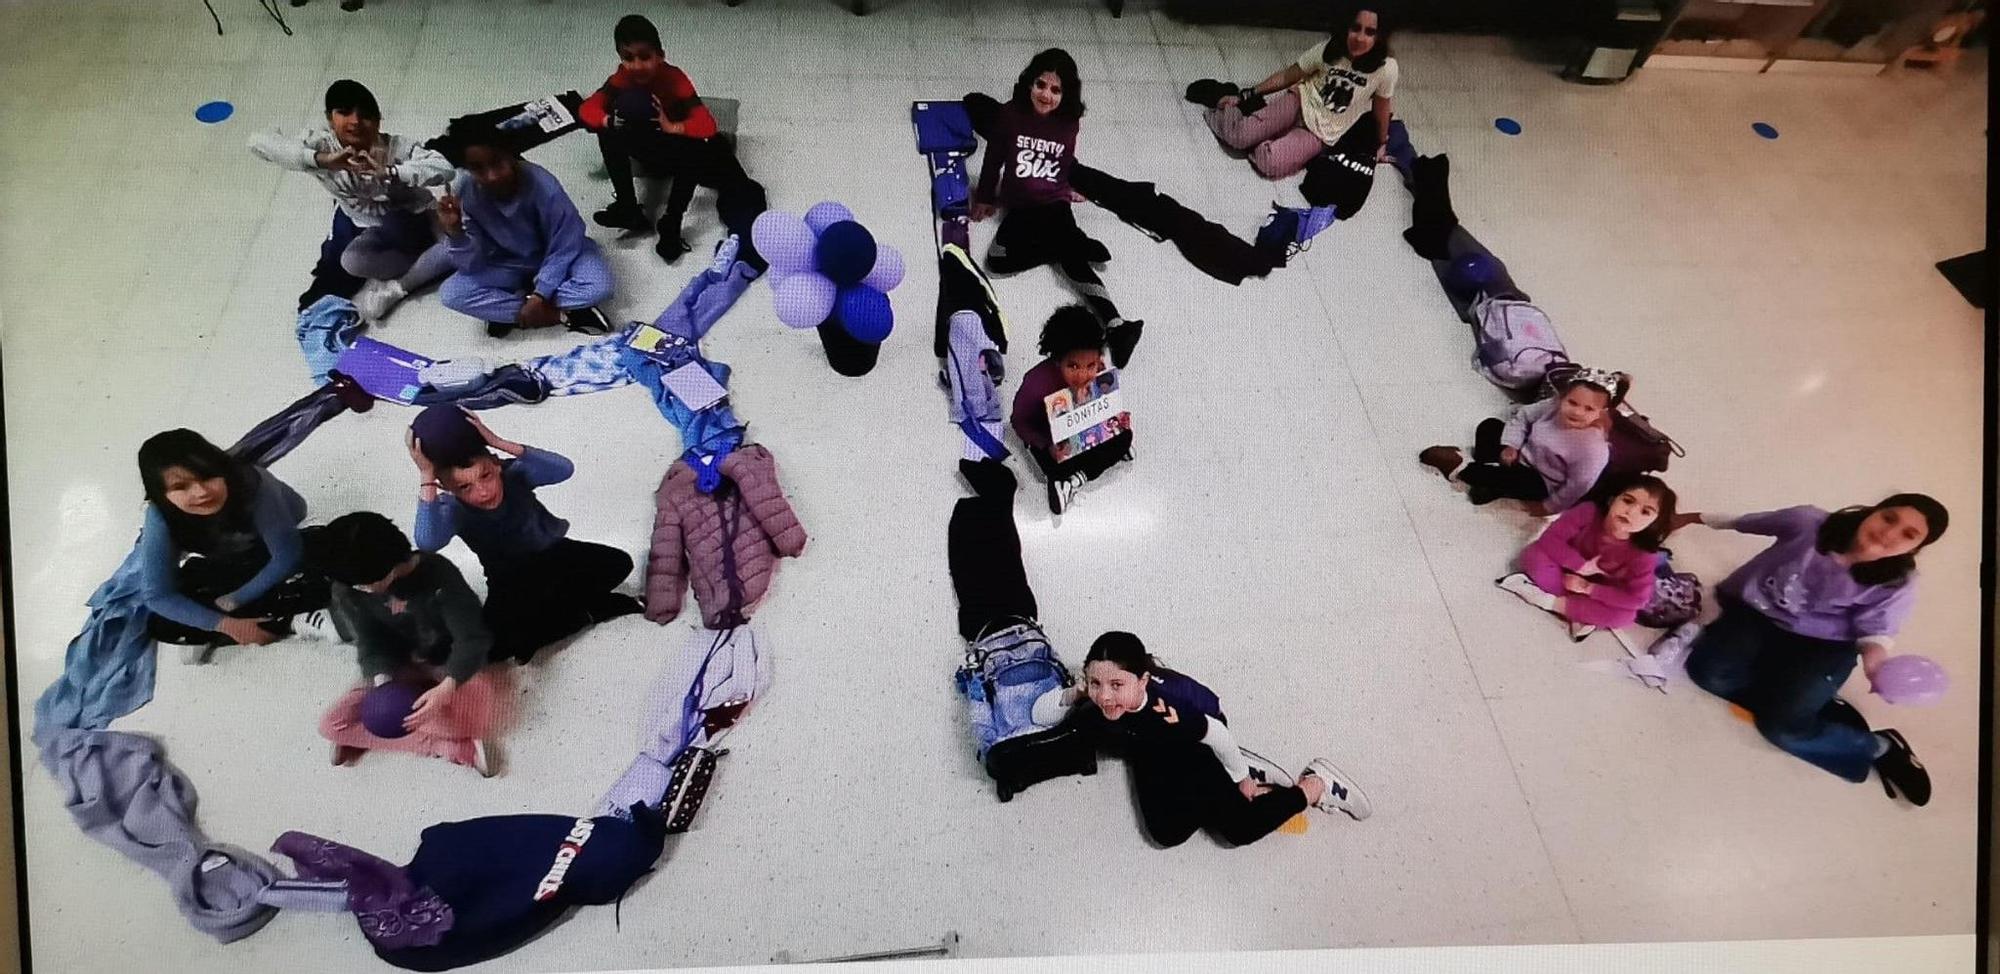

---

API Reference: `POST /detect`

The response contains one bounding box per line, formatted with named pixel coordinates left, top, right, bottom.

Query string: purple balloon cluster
left=753, top=201, right=905, bottom=343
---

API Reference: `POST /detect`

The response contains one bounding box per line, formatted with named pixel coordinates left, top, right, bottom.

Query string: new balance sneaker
left=1303, top=758, right=1373, bottom=821
left=1106, top=319, right=1144, bottom=369
left=565, top=305, right=613, bottom=336
left=1874, top=729, right=1930, bottom=806
left=1047, top=473, right=1084, bottom=515
left=1239, top=748, right=1296, bottom=789
left=1568, top=622, right=1598, bottom=642
left=291, top=608, right=344, bottom=643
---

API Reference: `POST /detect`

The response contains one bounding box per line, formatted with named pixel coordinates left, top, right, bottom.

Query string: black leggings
left=482, top=538, right=635, bottom=663
left=1030, top=430, right=1133, bottom=485
left=946, top=482, right=1039, bottom=643
left=596, top=127, right=769, bottom=263
left=1455, top=417, right=1549, bottom=505
left=987, top=202, right=1125, bottom=325
left=1132, top=741, right=1308, bottom=848
left=146, top=552, right=331, bottom=645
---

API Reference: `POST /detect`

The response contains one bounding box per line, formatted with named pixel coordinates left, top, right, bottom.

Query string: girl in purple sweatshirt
left=1420, top=367, right=1626, bottom=516
left=1010, top=306, right=1132, bottom=515
left=964, top=49, right=1144, bottom=369
left=1496, top=474, right=1676, bottom=641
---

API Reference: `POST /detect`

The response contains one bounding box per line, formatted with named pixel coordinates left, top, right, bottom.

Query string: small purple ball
left=360, top=681, right=426, bottom=739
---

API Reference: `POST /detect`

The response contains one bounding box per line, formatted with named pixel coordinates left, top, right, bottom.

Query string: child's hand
left=969, top=202, right=996, bottom=222
left=217, top=616, right=277, bottom=646
left=1067, top=188, right=1088, bottom=204
left=1576, top=556, right=1601, bottom=576
left=405, top=677, right=459, bottom=730
left=1667, top=512, right=1701, bottom=534
left=461, top=407, right=501, bottom=446
left=519, top=294, right=559, bottom=329
left=437, top=188, right=465, bottom=238
left=405, top=429, right=436, bottom=479
left=1563, top=575, right=1593, bottom=595
left=1237, top=778, right=1273, bottom=801
left=652, top=95, right=688, bottom=135
left=1498, top=446, right=1520, bottom=465
left=315, top=146, right=368, bottom=173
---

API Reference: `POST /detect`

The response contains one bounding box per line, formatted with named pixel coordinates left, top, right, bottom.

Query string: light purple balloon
left=804, top=200, right=856, bottom=235
left=752, top=210, right=816, bottom=275
left=1872, top=655, right=1948, bottom=706
left=861, top=244, right=905, bottom=292
left=772, top=271, right=836, bottom=329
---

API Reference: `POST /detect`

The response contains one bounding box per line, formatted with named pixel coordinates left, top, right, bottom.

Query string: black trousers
left=146, top=551, right=332, bottom=645
left=595, top=127, right=769, bottom=264
left=1456, top=417, right=1549, bottom=505
left=987, top=202, right=1124, bottom=325
left=1030, top=429, right=1133, bottom=485
left=482, top=539, right=634, bottom=663
left=1299, top=111, right=1381, bottom=216
left=946, top=487, right=1039, bottom=643
left=1132, top=741, right=1308, bottom=848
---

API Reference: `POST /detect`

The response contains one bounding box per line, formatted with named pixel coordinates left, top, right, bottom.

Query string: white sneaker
left=1495, top=572, right=1558, bottom=612
left=1047, top=474, right=1084, bottom=515
left=1238, top=747, right=1296, bottom=788
left=1303, top=758, right=1373, bottom=821
left=291, top=609, right=344, bottom=643
left=1568, top=622, right=1598, bottom=642
left=470, top=740, right=496, bottom=778
left=352, top=279, right=406, bottom=323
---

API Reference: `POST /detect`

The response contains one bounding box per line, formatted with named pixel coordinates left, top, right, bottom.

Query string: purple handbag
left=1637, top=550, right=1701, bottom=629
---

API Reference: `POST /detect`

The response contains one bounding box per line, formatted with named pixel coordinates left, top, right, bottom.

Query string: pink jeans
left=319, top=666, right=510, bottom=768
left=1205, top=89, right=1325, bottom=179
left=1522, top=562, right=1641, bottom=630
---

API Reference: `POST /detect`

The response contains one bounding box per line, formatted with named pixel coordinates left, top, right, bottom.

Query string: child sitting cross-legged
left=1496, top=473, right=1677, bottom=641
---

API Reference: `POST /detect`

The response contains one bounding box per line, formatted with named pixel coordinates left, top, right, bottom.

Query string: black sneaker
left=565, top=306, right=613, bottom=335
left=1078, top=235, right=1111, bottom=265
left=339, top=0, right=363, bottom=9
left=587, top=593, right=643, bottom=623
left=486, top=320, right=516, bottom=339
left=1183, top=78, right=1234, bottom=108
left=593, top=200, right=650, bottom=231
left=1106, top=319, right=1143, bottom=369
left=1873, top=729, right=1931, bottom=806
left=655, top=230, right=691, bottom=264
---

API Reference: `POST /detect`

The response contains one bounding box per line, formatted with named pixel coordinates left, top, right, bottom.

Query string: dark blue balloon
left=815, top=220, right=878, bottom=286
left=195, top=101, right=234, bottom=124
left=1446, top=253, right=1502, bottom=293
left=834, top=284, right=893, bottom=343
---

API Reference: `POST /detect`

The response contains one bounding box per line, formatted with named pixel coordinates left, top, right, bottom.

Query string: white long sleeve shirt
left=1032, top=686, right=1254, bottom=782
left=248, top=126, right=454, bottom=226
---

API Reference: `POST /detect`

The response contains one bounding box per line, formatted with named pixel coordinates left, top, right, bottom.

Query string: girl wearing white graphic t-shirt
left=1197, top=6, right=1399, bottom=182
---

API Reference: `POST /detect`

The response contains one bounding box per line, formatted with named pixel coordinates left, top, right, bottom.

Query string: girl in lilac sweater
left=1420, top=367, right=1626, bottom=516
left=1496, top=474, right=1676, bottom=641
left=964, top=48, right=1144, bottom=369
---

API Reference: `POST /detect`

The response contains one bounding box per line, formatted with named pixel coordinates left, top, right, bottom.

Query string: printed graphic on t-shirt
left=1316, top=66, right=1370, bottom=115
left=1011, top=134, right=1067, bottom=183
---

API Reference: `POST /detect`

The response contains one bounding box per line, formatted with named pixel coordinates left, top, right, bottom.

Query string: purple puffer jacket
left=645, top=444, right=807, bottom=629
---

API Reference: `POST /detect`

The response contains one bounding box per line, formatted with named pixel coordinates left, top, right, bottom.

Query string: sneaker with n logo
left=1304, top=757, right=1373, bottom=821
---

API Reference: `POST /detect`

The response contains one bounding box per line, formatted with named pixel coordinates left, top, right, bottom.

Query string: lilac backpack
left=1470, top=294, right=1569, bottom=392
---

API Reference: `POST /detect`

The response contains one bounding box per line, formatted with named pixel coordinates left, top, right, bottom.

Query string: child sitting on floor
left=1010, top=305, right=1133, bottom=515
left=1419, top=367, right=1626, bottom=517
left=408, top=406, right=640, bottom=664
left=303, top=512, right=503, bottom=776
left=436, top=120, right=616, bottom=338
left=1496, top=473, right=1677, bottom=641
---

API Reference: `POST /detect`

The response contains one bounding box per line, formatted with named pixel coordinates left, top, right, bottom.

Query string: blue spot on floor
left=195, top=101, right=234, bottom=124
left=1494, top=117, right=1522, bottom=136
left=1752, top=121, right=1779, bottom=140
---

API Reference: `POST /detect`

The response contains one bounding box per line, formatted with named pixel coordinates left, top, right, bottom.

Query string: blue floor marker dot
left=1752, top=121, right=1779, bottom=140
left=194, top=101, right=235, bottom=124
left=1494, top=117, right=1522, bottom=136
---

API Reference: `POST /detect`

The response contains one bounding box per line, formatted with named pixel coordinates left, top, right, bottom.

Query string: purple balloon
left=1873, top=655, right=1948, bottom=706
left=360, top=681, right=426, bottom=739
left=861, top=244, right=905, bottom=292
left=773, top=271, right=836, bottom=329
left=803, top=200, right=855, bottom=235
left=752, top=210, right=816, bottom=275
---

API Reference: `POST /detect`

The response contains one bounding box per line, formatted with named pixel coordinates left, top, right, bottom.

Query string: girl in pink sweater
left=1496, top=474, right=1678, bottom=641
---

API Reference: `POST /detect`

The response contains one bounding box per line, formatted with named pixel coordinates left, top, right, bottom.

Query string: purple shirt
left=1501, top=398, right=1611, bottom=513
left=975, top=102, right=1080, bottom=210
left=1717, top=506, right=1918, bottom=643
left=1009, top=358, right=1067, bottom=452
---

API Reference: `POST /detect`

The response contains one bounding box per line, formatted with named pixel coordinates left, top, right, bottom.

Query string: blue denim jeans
left=1685, top=600, right=1879, bottom=782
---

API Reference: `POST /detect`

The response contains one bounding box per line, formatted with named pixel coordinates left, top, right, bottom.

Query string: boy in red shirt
left=579, top=15, right=767, bottom=267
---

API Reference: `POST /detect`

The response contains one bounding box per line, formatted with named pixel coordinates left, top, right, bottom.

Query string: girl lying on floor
left=1010, top=306, right=1132, bottom=515
left=408, top=406, right=640, bottom=665
left=950, top=459, right=1371, bottom=846
left=1660, top=494, right=1950, bottom=806
left=964, top=48, right=1144, bottom=367
left=136, top=429, right=334, bottom=663
left=1496, top=473, right=1677, bottom=642
left=1420, top=366, right=1626, bottom=517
